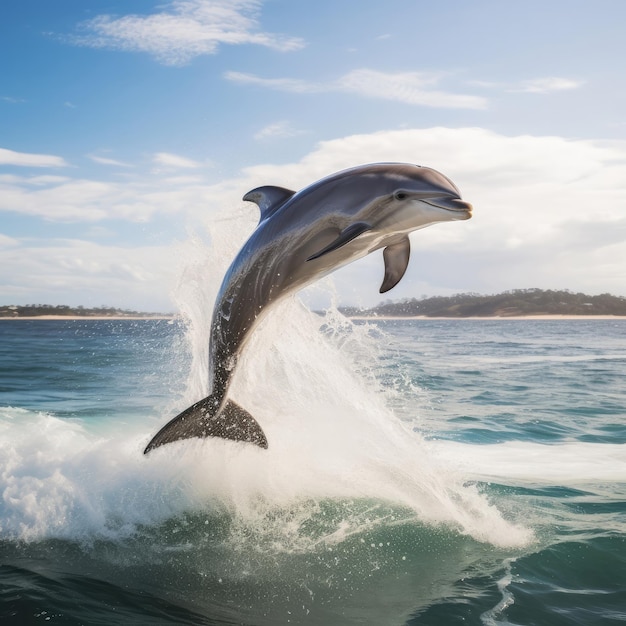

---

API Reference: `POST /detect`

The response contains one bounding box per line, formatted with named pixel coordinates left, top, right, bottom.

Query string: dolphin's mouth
left=424, top=196, right=473, bottom=215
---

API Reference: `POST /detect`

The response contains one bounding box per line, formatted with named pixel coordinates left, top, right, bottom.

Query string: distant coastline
left=339, top=289, right=626, bottom=319
left=2, top=289, right=626, bottom=320
left=0, top=304, right=173, bottom=320
left=0, top=315, right=175, bottom=321
left=347, top=314, right=626, bottom=321
left=2, top=314, right=625, bottom=321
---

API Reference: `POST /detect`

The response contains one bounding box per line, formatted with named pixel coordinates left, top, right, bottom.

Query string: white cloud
left=224, top=71, right=318, bottom=93
left=1, top=174, right=71, bottom=186
left=0, top=233, right=19, bottom=248
left=340, top=69, right=487, bottom=109
left=0, top=177, right=124, bottom=221
left=88, top=155, right=133, bottom=167
left=0, top=161, right=224, bottom=223
left=162, top=175, right=206, bottom=185
left=0, top=174, right=151, bottom=222
left=254, top=121, right=306, bottom=140
left=1, top=96, right=25, bottom=104
left=153, top=152, right=203, bottom=169
left=82, top=226, right=117, bottom=239
left=225, top=68, right=488, bottom=109
left=0, top=147, right=68, bottom=168
left=70, top=0, right=305, bottom=66
left=513, top=77, right=584, bottom=93
left=0, top=238, right=178, bottom=311
left=470, top=76, right=584, bottom=94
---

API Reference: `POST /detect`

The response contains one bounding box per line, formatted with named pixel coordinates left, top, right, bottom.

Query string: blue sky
left=1, top=0, right=625, bottom=312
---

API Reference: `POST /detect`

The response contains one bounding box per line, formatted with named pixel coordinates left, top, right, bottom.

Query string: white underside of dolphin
left=144, top=163, right=472, bottom=454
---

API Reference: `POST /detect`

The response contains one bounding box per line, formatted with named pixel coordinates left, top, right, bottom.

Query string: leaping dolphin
left=144, top=163, right=472, bottom=453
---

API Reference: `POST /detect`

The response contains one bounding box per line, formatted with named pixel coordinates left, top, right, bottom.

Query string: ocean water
left=1, top=309, right=625, bottom=625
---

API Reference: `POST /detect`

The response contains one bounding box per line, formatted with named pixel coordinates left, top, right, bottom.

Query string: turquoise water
left=0, top=313, right=625, bottom=624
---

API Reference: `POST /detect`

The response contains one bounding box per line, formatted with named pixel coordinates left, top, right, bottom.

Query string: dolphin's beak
left=424, top=196, right=473, bottom=217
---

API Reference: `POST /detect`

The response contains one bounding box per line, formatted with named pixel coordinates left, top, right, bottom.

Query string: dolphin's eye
left=394, top=191, right=408, bottom=201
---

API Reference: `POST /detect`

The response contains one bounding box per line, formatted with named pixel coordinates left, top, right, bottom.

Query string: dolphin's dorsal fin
left=306, top=221, right=372, bottom=261
left=243, top=185, right=296, bottom=221
left=380, top=236, right=411, bottom=293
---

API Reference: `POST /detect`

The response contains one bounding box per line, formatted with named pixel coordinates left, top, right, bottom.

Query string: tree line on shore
left=0, top=304, right=166, bottom=318
left=339, top=289, right=626, bottom=318
left=3, top=289, right=626, bottom=319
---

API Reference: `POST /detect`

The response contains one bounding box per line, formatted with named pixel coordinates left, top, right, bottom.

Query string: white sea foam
left=431, top=440, right=626, bottom=484
left=0, top=406, right=189, bottom=541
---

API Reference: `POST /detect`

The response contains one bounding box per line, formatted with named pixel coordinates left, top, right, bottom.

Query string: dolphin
left=144, top=163, right=472, bottom=453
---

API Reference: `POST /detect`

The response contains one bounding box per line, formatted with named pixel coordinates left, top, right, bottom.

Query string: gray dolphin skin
left=144, top=163, right=472, bottom=454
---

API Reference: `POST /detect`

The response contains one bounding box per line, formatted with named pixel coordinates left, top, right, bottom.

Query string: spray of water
left=0, top=208, right=534, bottom=550
left=157, top=211, right=534, bottom=549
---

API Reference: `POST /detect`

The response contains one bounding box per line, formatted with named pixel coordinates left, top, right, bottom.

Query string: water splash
left=0, top=211, right=533, bottom=550
left=159, top=213, right=534, bottom=549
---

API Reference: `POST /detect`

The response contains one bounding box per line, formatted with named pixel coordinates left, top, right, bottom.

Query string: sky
left=1, top=0, right=625, bottom=312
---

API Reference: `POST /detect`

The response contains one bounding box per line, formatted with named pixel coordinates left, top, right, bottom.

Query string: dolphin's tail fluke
left=143, top=395, right=268, bottom=454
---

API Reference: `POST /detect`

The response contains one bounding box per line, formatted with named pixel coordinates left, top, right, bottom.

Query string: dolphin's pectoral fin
left=144, top=395, right=268, bottom=454
left=243, top=185, right=296, bottom=222
left=380, top=236, right=411, bottom=293
left=306, top=221, right=372, bottom=261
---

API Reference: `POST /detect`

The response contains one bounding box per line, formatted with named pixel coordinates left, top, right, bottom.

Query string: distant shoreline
left=0, top=315, right=175, bottom=321
left=348, top=315, right=626, bottom=321
left=4, top=290, right=625, bottom=320
left=2, top=314, right=625, bottom=321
